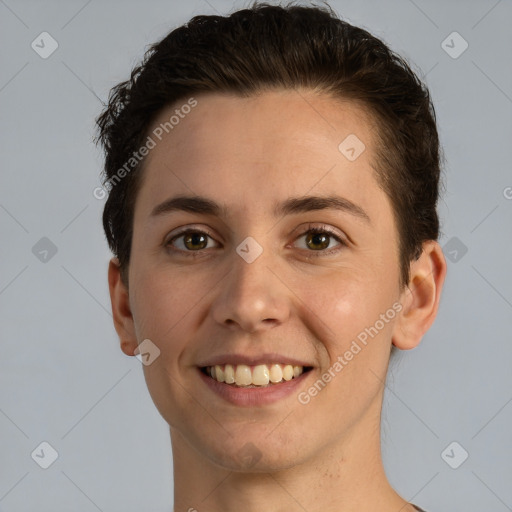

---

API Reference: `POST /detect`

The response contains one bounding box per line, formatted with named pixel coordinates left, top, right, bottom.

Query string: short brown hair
left=95, top=1, right=443, bottom=289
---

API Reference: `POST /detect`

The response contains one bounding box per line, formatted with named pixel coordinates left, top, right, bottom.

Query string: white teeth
left=215, top=365, right=225, bottom=383
left=235, top=365, right=252, bottom=386
left=269, top=364, right=283, bottom=383
left=204, top=363, right=306, bottom=387
left=252, top=365, right=270, bottom=385
left=282, top=365, right=294, bottom=381
left=224, top=364, right=235, bottom=384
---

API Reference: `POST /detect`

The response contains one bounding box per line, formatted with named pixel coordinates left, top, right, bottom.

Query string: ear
left=392, top=240, right=447, bottom=350
left=108, top=257, right=138, bottom=357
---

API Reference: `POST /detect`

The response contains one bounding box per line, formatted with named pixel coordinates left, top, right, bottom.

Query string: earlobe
left=107, top=257, right=138, bottom=356
left=392, top=241, right=447, bottom=350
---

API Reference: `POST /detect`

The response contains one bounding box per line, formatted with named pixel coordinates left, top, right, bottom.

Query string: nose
left=210, top=247, right=290, bottom=333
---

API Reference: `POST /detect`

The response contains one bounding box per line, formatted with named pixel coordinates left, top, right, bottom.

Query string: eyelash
left=165, top=224, right=347, bottom=257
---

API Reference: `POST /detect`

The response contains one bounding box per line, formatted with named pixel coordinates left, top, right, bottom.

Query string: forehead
left=145, top=89, right=378, bottom=164
left=134, top=89, right=388, bottom=225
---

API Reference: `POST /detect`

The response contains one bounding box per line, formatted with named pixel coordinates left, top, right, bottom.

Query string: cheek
left=130, top=269, right=202, bottom=352
left=294, top=271, right=395, bottom=375
left=129, top=270, right=207, bottom=426
left=291, top=276, right=393, bottom=431
left=299, top=275, right=376, bottom=347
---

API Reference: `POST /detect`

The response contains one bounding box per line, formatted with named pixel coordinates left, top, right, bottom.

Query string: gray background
left=1, top=0, right=511, bottom=511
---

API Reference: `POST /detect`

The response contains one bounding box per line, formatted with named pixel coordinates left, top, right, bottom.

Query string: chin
left=202, top=435, right=311, bottom=473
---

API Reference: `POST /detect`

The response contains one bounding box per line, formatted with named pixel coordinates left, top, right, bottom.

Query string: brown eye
left=304, top=231, right=330, bottom=250
left=183, top=232, right=208, bottom=250
left=167, top=230, right=217, bottom=251
left=293, top=226, right=346, bottom=254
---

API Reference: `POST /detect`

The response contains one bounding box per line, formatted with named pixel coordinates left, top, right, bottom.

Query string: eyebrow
left=150, top=194, right=371, bottom=223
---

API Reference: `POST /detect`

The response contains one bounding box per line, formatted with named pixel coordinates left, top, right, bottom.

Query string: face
left=119, top=89, right=409, bottom=471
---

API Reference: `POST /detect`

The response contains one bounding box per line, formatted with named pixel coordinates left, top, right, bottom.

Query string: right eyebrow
left=150, top=195, right=226, bottom=219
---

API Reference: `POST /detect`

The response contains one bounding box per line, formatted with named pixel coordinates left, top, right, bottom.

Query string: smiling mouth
left=200, top=363, right=314, bottom=388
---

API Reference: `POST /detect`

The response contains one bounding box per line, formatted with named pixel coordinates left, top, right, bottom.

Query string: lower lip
left=197, top=367, right=313, bottom=407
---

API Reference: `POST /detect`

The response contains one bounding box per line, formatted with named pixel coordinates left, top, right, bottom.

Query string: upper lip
left=197, top=352, right=314, bottom=368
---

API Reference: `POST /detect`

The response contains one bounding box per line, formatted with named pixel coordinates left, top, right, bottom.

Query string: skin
left=108, top=89, right=446, bottom=512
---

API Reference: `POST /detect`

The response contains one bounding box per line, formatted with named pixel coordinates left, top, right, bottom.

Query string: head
left=97, top=2, right=446, bottom=471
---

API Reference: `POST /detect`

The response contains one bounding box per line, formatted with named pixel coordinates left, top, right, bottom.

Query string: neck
left=170, top=395, right=415, bottom=512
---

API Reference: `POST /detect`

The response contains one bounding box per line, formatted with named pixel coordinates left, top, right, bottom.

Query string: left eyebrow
left=149, top=194, right=371, bottom=224
left=274, top=195, right=371, bottom=224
